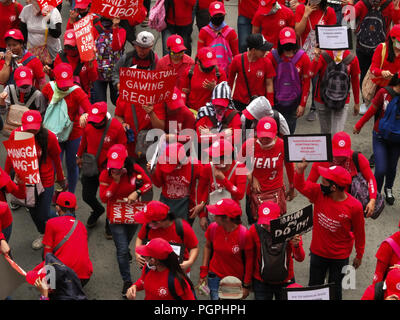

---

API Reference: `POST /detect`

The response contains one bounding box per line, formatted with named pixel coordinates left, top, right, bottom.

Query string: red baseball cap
left=157, top=143, right=187, bottom=173
left=107, top=144, right=128, bottom=169
left=206, top=198, right=242, bottom=218
left=136, top=237, right=174, bottom=260
left=256, top=116, right=277, bottom=139
left=197, top=47, right=218, bottom=68
left=4, top=29, right=24, bottom=42
left=56, top=191, right=77, bottom=209
left=257, top=201, right=281, bottom=225
left=318, top=165, right=352, bottom=187
left=134, top=201, right=170, bottom=224
left=332, top=131, right=352, bottom=158
left=21, top=110, right=42, bottom=131
left=385, top=267, right=400, bottom=298
left=205, top=139, right=233, bottom=158
left=74, top=0, right=91, bottom=9
left=88, top=102, right=107, bottom=123
left=64, top=29, right=76, bottom=47
left=279, top=27, right=297, bottom=45
left=54, top=63, right=74, bottom=88
left=242, top=109, right=255, bottom=120
left=390, top=24, right=400, bottom=42
left=167, top=34, right=186, bottom=53
left=14, top=66, right=33, bottom=87
left=209, top=1, right=226, bottom=16
left=212, top=98, right=230, bottom=108
left=258, top=0, right=275, bottom=13
left=167, top=87, right=186, bottom=110
left=26, top=267, right=47, bottom=286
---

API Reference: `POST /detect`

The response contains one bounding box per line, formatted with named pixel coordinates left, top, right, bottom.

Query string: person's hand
left=290, top=234, right=301, bottom=248
left=0, top=91, right=8, bottom=100
left=135, top=253, right=146, bottom=268
left=199, top=217, right=209, bottom=232
left=79, top=113, right=88, bottom=128
left=314, top=47, right=322, bottom=60
left=385, top=294, right=399, bottom=300
left=126, top=284, right=137, bottom=300
left=142, top=104, right=154, bottom=114
left=180, top=260, right=192, bottom=272
left=286, top=186, right=296, bottom=201
left=242, top=287, right=250, bottom=299
left=43, top=65, right=52, bottom=75
left=112, top=17, right=121, bottom=28
left=252, top=176, right=262, bottom=193
left=122, top=121, right=130, bottom=131
left=381, top=70, right=393, bottom=79
left=34, top=278, right=49, bottom=297
left=353, top=125, right=360, bottom=134
left=304, top=4, right=318, bottom=18
left=57, top=178, right=68, bottom=191
left=146, top=161, right=152, bottom=172
left=296, top=105, right=305, bottom=118
left=4, top=49, right=13, bottom=65
left=223, top=128, right=233, bottom=138
left=69, top=9, right=79, bottom=22
left=0, top=239, right=10, bottom=255
left=352, top=257, right=362, bottom=269
left=365, top=199, right=376, bottom=218
left=295, top=158, right=308, bottom=174
left=290, top=0, right=299, bottom=12
left=127, top=191, right=139, bottom=204
left=203, top=79, right=217, bottom=91
left=189, top=202, right=205, bottom=219
left=353, top=103, right=360, bottom=116
left=214, top=168, right=225, bottom=180
left=199, top=125, right=211, bottom=135
left=76, top=156, right=82, bottom=168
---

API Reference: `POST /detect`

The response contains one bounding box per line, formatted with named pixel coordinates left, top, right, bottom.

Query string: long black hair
left=35, top=125, right=48, bottom=165
left=277, top=42, right=300, bottom=56
left=306, top=0, right=328, bottom=12
left=389, top=72, right=400, bottom=86
left=387, top=36, right=396, bottom=64
left=107, top=156, right=140, bottom=177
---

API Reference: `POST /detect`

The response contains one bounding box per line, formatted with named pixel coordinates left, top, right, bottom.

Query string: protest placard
left=119, top=68, right=178, bottom=105
left=270, top=205, right=313, bottom=244
left=73, top=14, right=95, bottom=62
left=283, top=283, right=335, bottom=300
left=316, top=25, right=352, bottom=50
left=109, top=201, right=148, bottom=224
left=90, top=0, right=143, bottom=20
left=284, top=134, right=333, bottom=163
left=0, top=254, right=27, bottom=300
left=3, top=132, right=41, bottom=185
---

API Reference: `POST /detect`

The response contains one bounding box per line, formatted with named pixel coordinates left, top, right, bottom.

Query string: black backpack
left=255, top=224, right=288, bottom=283
left=320, top=51, right=355, bottom=111
left=356, top=0, right=391, bottom=54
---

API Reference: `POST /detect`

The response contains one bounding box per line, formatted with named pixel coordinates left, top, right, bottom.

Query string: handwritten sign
left=90, top=0, right=143, bottom=20
left=109, top=201, right=148, bottom=224
left=316, top=25, right=352, bottom=50
left=270, top=205, right=313, bottom=244
left=284, top=134, right=333, bottom=163
left=119, top=68, right=178, bottom=105
left=73, top=14, right=95, bottom=62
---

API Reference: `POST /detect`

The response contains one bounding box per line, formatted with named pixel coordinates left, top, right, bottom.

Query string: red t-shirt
left=166, top=0, right=196, bottom=26
left=238, top=0, right=260, bottom=19
left=155, top=54, right=194, bottom=89
left=0, top=166, right=26, bottom=203
left=228, top=53, right=276, bottom=105
left=252, top=6, right=295, bottom=48
left=198, top=25, right=239, bottom=59
left=205, top=223, right=254, bottom=284
left=361, top=283, right=394, bottom=300
left=0, top=202, right=12, bottom=241
left=134, top=267, right=195, bottom=300
left=41, top=82, right=92, bottom=141
left=0, top=2, right=23, bottom=49
left=42, top=216, right=93, bottom=279
left=267, top=49, right=311, bottom=107
left=294, top=171, right=365, bottom=260
left=77, top=118, right=127, bottom=171
left=370, top=43, right=400, bottom=88
left=165, top=107, right=196, bottom=135
left=373, top=232, right=400, bottom=284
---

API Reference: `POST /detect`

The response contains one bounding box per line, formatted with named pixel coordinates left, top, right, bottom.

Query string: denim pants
left=237, top=16, right=252, bottom=54
left=109, top=222, right=139, bottom=282
left=81, top=174, right=105, bottom=217
left=28, top=186, right=55, bottom=234
left=162, top=23, right=193, bottom=57
left=91, top=80, right=119, bottom=106
left=315, top=101, right=348, bottom=135
left=274, top=103, right=299, bottom=134
left=373, top=131, right=400, bottom=193
left=207, top=272, right=222, bottom=300
left=59, top=137, right=81, bottom=194
left=2, top=224, right=12, bottom=242
left=308, top=252, right=349, bottom=300
left=252, top=278, right=294, bottom=300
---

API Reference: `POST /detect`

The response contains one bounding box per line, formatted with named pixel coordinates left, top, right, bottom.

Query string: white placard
left=287, top=286, right=331, bottom=300
left=284, top=134, right=332, bottom=162
left=316, top=25, right=351, bottom=50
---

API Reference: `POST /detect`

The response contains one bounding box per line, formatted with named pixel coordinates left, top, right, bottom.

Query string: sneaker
left=369, top=154, right=375, bottom=168
left=122, top=281, right=133, bottom=299
left=9, top=202, right=21, bottom=210
left=105, top=223, right=113, bottom=240
left=86, top=212, right=100, bottom=228
left=32, top=235, right=44, bottom=250
left=385, top=188, right=395, bottom=205
left=359, top=103, right=368, bottom=115
left=306, top=108, right=317, bottom=121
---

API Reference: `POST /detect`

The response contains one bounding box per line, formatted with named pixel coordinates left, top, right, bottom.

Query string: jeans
left=274, top=103, right=299, bottom=134
left=28, top=186, right=55, bottom=234
left=310, top=76, right=318, bottom=111
left=81, top=174, right=105, bottom=217
left=2, top=224, right=12, bottom=242
left=315, top=101, right=349, bottom=135
left=109, top=222, right=138, bottom=282
left=59, top=137, right=81, bottom=194
left=373, top=131, right=400, bottom=193
left=91, top=80, right=119, bottom=106
left=207, top=272, right=221, bottom=300
left=308, top=252, right=349, bottom=300
left=245, top=194, right=256, bottom=225
left=356, top=48, right=374, bottom=92
left=162, top=23, right=193, bottom=57
left=237, top=16, right=252, bottom=54
left=252, top=278, right=294, bottom=300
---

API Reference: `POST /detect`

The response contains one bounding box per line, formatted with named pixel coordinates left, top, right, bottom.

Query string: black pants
left=356, top=48, right=374, bottom=91
left=233, top=100, right=248, bottom=113
left=81, top=174, right=105, bottom=217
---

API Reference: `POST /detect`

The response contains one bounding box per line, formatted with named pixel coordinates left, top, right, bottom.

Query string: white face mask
left=146, top=262, right=157, bottom=271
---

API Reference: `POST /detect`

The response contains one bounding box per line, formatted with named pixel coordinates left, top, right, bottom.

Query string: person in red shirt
left=361, top=266, right=400, bottom=300
left=0, top=0, right=23, bottom=52
left=0, top=202, right=14, bottom=255
left=156, top=34, right=195, bottom=89
left=5, top=110, right=66, bottom=251
left=180, top=46, right=227, bottom=111
left=198, top=1, right=239, bottom=75
left=0, top=29, right=46, bottom=89
left=294, top=161, right=365, bottom=300
left=198, top=199, right=254, bottom=300
left=134, top=201, right=199, bottom=274
left=241, top=116, right=295, bottom=224
left=249, top=201, right=305, bottom=300
left=42, top=63, right=91, bottom=195
left=238, top=0, right=259, bottom=53
left=267, top=27, right=311, bottom=134
left=194, top=0, right=218, bottom=31
left=252, top=0, right=295, bottom=49
left=77, top=102, right=127, bottom=238
left=99, top=144, right=152, bottom=298
left=66, top=0, right=92, bottom=30
left=228, top=34, right=275, bottom=112
left=0, top=165, right=25, bottom=204
left=127, top=237, right=196, bottom=300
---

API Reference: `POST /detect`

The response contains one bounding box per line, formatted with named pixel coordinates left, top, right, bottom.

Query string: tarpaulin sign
left=109, top=201, right=148, bottom=224
left=36, top=0, right=61, bottom=15
left=73, top=14, right=95, bottom=62
left=0, top=254, right=27, bottom=300
left=3, top=132, right=41, bottom=185
left=119, top=68, right=178, bottom=105
left=90, top=0, right=144, bottom=20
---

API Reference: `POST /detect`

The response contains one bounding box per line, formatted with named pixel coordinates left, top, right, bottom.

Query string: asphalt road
left=4, top=0, right=400, bottom=301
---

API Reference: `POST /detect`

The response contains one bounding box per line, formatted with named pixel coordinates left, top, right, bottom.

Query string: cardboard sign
left=3, top=132, right=41, bottom=185
left=283, top=283, right=335, bottom=300
left=284, top=134, right=333, bottom=163
left=119, top=68, right=178, bottom=105
left=316, top=25, right=353, bottom=50
left=73, top=14, right=95, bottom=62
left=0, top=254, right=27, bottom=300
left=90, top=0, right=143, bottom=20
left=270, top=205, right=313, bottom=244
left=109, top=201, right=148, bottom=224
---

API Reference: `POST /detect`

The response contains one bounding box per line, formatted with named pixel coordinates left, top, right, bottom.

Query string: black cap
left=246, top=34, right=273, bottom=51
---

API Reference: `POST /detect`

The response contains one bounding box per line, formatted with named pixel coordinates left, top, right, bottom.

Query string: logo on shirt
left=232, top=245, right=240, bottom=254
left=279, top=20, right=286, bottom=27
left=158, top=287, right=168, bottom=297
left=10, top=15, right=16, bottom=22
left=256, top=70, right=264, bottom=78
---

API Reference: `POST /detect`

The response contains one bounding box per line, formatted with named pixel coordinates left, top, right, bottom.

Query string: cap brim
left=257, top=215, right=279, bottom=225
left=219, top=292, right=243, bottom=299
left=135, top=244, right=150, bottom=257
left=107, top=159, right=125, bottom=169
left=210, top=10, right=226, bottom=16
left=242, top=109, right=255, bottom=120
left=15, top=78, right=33, bottom=87
left=22, top=123, right=41, bottom=131
left=332, top=148, right=351, bottom=158
left=212, top=98, right=230, bottom=107
left=170, top=44, right=187, bottom=53
left=133, top=41, right=153, bottom=48
left=64, top=39, right=76, bottom=47
left=258, top=42, right=273, bottom=51
left=200, top=58, right=217, bottom=68
left=206, top=204, right=224, bottom=216
left=257, top=130, right=276, bottom=139
left=56, top=78, right=74, bottom=88
left=88, top=114, right=107, bottom=123
left=318, top=167, right=334, bottom=182
left=280, top=38, right=297, bottom=45
left=133, top=211, right=147, bottom=224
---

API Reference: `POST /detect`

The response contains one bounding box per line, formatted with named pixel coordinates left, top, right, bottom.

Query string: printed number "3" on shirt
left=269, top=170, right=277, bottom=181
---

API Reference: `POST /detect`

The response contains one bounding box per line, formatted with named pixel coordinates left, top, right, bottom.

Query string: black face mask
left=211, top=16, right=224, bottom=27
left=320, top=184, right=333, bottom=196
left=201, top=63, right=215, bottom=73
left=91, top=117, right=107, bottom=129
left=101, top=19, right=113, bottom=28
